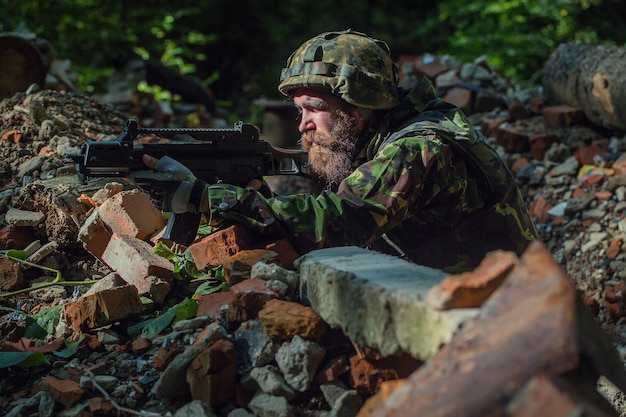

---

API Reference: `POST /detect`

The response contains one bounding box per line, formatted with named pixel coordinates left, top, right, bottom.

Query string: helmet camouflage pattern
left=278, top=29, right=399, bottom=109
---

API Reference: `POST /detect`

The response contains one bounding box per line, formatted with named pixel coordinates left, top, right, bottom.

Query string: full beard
left=300, top=108, right=360, bottom=188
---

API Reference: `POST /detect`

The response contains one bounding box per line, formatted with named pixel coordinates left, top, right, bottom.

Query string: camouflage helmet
left=278, top=29, right=399, bottom=109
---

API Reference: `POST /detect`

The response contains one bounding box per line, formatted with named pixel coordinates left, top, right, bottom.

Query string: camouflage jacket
left=215, top=78, right=538, bottom=272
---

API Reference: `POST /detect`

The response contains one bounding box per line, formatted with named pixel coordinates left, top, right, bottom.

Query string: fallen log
left=0, top=34, right=47, bottom=100
left=542, top=43, right=626, bottom=131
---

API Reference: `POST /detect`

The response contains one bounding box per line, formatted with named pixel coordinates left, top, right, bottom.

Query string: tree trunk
left=0, top=34, right=47, bottom=100
left=542, top=43, right=626, bottom=131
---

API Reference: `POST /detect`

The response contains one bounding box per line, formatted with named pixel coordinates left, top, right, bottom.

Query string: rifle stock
left=65, top=119, right=308, bottom=245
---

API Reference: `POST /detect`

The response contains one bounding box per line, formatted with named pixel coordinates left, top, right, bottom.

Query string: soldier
left=139, top=29, right=538, bottom=272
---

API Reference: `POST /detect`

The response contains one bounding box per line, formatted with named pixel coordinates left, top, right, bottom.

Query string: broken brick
left=347, top=353, right=422, bottom=396
left=100, top=233, right=174, bottom=298
left=0, top=256, right=27, bottom=292
left=426, top=250, right=519, bottom=309
left=187, top=338, right=237, bottom=406
left=223, top=249, right=278, bottom=285
left=38, top=376, right=85, bottom=408
left=227, top=278, right=280, bottom=322
left=189, top=225, right=252, bottom=270
left=97, top=189, right=167, bottom=241
left=441, top=86, right=473, bottom=115
left=196, top=291, right=235, bottom=319
left=265, top=238, right=300, bottom=270
left=542, top=105, right=586, bottom=128
left=529, top=133, right=559, bottom=160
left=259, top=299, right=328, bottom=339
left=63, top=284, right=143, bottom=331
left=494, top=125, right=530, bottom=153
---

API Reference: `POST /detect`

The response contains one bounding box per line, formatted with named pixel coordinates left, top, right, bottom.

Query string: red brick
left=265, top=238, right=300, bottom=270
left=357, top=379, right=407, bottom=417
left=612, top=153, right=626, bottom=176
left=506, top=373, right=601, bottom=417
left=100, top=233, right=174, bottom=298
left=510, top=156, right=531, bottom=175
left=189, top=225, right=252, bottom=269
left=0, top=225, right=36, bottom=250
left=508, top=101, right=529, bottom=121
left=441, top=86, right=473, bottom=115
left=258, top=299, right=328, bottom=339
left=528, top=195, right=552, bottom=223
left=97, top=189, right=167, bottom=241
left=528, top=97, right=545, bottom=115
left=78, top=211, right=113, bottom=261
left=1, top=129, right=22, bottom=144
left=131, top=338, right=151, bottom=354
left=314, top=355, right=351, bottom=384
left=196, top=291, right=236, bottom=318
left=529, top=133, right=559, bottom=160
left=574, top=141, right=610, bottom=165
left=227, top=278, right=280, bottom=322
left=595, top=191, right=612, bottom=201
left=187, top=339, right=237, bottom=406
left=607, top=238, right=623, bottom=259
left=88, top=397, right=117, bottom=415
left=542, top=105, right=586, bottom=128
left=412, top=55, right=449, bottom=80
left=63, top=285, right=143, bottom=331
left=39, top=376, right=85, bottom=408
left=223, top=249, right=278, bottom=285
left=426, top=250, right=518, bottom=309
left=480, top=115, right=510, bottom=138
left=367, top=242, right=626, bottom=416
left=347, top=353, right=422, bottom=396
left=154, top=344, right=184, bottom=371
left=0, top=256, right=27, bottom=292
left=494, top=126, right=530, bottom=153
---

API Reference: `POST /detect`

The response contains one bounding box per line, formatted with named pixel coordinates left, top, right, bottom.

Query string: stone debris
left=1, top=55, right=626, bottom=417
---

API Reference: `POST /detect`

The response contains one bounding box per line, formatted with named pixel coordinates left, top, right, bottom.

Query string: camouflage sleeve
left=213, top=133, right=472, bottom=255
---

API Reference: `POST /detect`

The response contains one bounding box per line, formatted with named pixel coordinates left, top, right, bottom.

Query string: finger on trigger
left=142, top=154, right=158, bottom=169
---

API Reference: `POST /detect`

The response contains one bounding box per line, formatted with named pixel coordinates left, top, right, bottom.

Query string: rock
left=367, top=241, right=626, bottom=416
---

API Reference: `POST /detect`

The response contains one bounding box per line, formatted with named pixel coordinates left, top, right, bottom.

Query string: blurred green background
left=2, top=0, right=625, bottom=120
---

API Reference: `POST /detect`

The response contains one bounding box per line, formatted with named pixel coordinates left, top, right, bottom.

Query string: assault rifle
left=65, top=119, right=308, bottom=245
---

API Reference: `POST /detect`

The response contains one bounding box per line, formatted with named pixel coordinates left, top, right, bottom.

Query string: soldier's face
left=293, top=89, right=365, bottom=187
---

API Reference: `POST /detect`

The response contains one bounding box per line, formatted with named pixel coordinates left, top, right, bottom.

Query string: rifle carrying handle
left=162, top=212, right=202, bottom=246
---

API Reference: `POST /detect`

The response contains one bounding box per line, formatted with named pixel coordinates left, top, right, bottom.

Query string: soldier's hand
left=130, top=155, right=205, bottom=214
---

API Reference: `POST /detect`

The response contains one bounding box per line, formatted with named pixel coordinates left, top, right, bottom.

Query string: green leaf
left=152, top=241, right=178, bottom=261
left=0, top=351, right=50, bottom=368
left=54, top=333, right=85, bottom=358
left=34, top=306, right=61, bottom=337
left=24, top=316, right=48, bottom=340
left=127, top=297, right=198, bottom=340
left=173, top=297, right=198, bottom=323
left=197, top=224, right=213, bottom=236
left=193, top=279, right=227, bottom=297
left=2, top=249, right=29, bottom=260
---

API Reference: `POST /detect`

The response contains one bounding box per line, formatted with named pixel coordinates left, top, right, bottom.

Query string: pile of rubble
left=1, top=53, right=626, bottom=416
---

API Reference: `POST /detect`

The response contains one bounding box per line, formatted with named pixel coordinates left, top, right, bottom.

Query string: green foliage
left=153, top=241, right=208, bottom=281
left=435, top=0, right=621, bottom=83
left=0, top=306, right=83, bottom=368
left=0, top=351, right=49, bottom=368
left=127, top=297, right=198, bottom=339
left=152, top=240, right=227, bottom=297
left=1, top=0, right=625, bottom=116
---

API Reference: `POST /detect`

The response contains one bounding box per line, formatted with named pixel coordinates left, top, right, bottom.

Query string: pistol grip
left=162, top=212, right=202, bottom=246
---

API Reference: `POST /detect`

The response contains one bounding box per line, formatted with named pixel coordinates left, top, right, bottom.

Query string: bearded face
left=299, top=107, right=361, bottom=188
